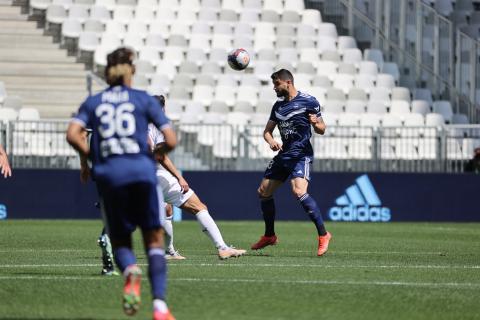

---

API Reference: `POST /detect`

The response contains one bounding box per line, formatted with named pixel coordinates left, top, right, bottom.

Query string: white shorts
left=157, top=170, right=195, bottom=208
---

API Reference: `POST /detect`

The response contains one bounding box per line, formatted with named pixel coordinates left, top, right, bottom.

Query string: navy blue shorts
left=98, top=181, right=161, bottom=238
left=263, top=156, right=312, bottom=182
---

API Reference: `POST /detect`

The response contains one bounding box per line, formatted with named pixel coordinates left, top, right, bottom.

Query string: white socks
left=153, top=299, right=168, bottom=313
left=196, top=210, right=227, bottom=250
left=163, top=216, right=174, bottom=253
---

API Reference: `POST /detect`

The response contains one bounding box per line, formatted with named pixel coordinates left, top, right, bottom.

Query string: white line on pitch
left=0, top=249, right=454, bottom=255
left=0, top=275, right=478, bottom=289
left=0, top=263, right=479, bottom=269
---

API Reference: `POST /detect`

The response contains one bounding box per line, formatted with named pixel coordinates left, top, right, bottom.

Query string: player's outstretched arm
left=308, top=114, right=326, bottom=135
left=66, top=122, right=89, bottom=157
left=0, top=144, right=12, bottom=178
left=264, top=120, right=282, bottom=151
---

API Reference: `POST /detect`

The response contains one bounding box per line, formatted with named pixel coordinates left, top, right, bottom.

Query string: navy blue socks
left=113, top=247, right=136, bottom=272
left=299, top=193, right=327, bottom=236
left=261, top=197, right=276, bottom=236
left=147, top=248, right=167, bottom=300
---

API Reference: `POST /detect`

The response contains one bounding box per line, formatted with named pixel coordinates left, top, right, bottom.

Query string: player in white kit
left=149, top=96, right=246, bottom=260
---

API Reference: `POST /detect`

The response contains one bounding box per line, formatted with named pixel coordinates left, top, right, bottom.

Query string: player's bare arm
left=264, top=120, right=282, bottom=151
left=153, top=126, right=177, bottom=161
left=158, top=153, right=189, bottom=193
left=66, top=122, right=90, bottom=157
left=309, top=114, right=326, bottom=135
left=0, top=144, right=12, bottom=178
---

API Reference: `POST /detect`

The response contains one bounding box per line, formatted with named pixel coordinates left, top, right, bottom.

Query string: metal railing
left=309, top=0, right=480, bottom=123
left=1, top=120, right=479, bottom=173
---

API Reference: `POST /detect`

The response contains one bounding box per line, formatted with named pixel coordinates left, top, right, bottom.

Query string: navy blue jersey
left=269, top=91, right=321, bottom=160
left=73, top=85, right=170, bottom=187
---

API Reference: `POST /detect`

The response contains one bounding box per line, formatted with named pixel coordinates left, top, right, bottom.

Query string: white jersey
left=148, top=123, right=168, bottom=173
left=148, top=123, right=194, bottom=207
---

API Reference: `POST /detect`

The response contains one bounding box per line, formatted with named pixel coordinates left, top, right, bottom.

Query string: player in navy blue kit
left=67, top=48, right=176, bottom=320
left=251, top=69, right=332, bottom=256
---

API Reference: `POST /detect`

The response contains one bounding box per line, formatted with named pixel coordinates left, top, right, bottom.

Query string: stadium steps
left=0, top=3, right=93, bottom=118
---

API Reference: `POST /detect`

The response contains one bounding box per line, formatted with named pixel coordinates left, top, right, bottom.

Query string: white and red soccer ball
left=227, top=48, right=250, bottom=71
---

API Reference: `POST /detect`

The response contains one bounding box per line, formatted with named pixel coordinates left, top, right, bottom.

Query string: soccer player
left=67, top=47, right=176, bottom=320
left=149, top=95, right=246, bottom=260
left=0, top=143, right=12, bottom=178
left=250, top=69, right=332, bottom=256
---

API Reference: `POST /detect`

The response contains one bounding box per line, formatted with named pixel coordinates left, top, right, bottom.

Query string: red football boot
left=251, top=235, right=278, bottom=250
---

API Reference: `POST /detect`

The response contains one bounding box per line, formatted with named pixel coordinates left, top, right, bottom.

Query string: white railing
left=2, top=120, right=477, bottom=173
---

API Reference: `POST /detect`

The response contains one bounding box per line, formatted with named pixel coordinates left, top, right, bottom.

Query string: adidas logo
left=0, top=204, right=6, bottom=220
left=328, top=175, right=391, bottom=222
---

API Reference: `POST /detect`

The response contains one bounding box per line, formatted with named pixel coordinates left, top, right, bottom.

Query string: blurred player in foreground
left=67, top=47, right=176, bottom=320
left=149, top=95, right=246, bottom=260
left=0, top=143, right=12, bottom=178
left=251, top=69, right=332, bottom=256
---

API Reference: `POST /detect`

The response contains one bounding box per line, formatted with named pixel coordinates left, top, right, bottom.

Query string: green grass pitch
left=0, top=220, right=479, bottom=320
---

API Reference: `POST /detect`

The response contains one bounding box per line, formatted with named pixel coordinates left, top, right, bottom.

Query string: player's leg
left=251, top=178, right=283, bottom=250
left=162, top=202, right=185, bottom=260
left=141, top=228, right=174, bottom=320
left=290, top=159, right=331, bottom=256
left=95, top=201, right=117, bottom=275
left=137, top=182, right=174, bottom=320
left=251, top=157, right=289, bottom=250
left=180, top=193, right=246, bottom=259
left=98, top=183, right=142, bottom=315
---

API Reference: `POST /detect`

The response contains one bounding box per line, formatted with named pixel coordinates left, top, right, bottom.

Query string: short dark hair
left=154, top=95, right=165, bottom=107
left=105, top=47, right=135, bottom=86
left=271, top=69, right=294, bottom=84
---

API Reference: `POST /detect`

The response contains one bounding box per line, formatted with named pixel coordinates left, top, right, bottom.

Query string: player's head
left=105, top=47, right=136, bottom=87
left=153, top=95, right=166, bottom=111
left=271, top=69, right=295, bottom=98
left=474, top=147, right=480, bottom=157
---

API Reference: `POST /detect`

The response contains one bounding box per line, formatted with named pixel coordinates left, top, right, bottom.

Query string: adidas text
left=328, top=205, right=391, bottom=222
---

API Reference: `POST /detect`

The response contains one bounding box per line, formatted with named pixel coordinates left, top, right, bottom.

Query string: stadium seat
left=301, top=9, right=322, bottom=26
left=316, top=36, right=337, bottom=53
left=68, top=4, right=89, bottom=23
left=233, top=101, right=255, bottom=113
left=369, top=87, right=391, bottom=107
left=61, top=19, right=82, bottom=40
left=390, top=100, right=411, bottom=115
left=432, top=100, right=453, bottom=123
left=348, top=88, right=368, bottom=101
left=364, top=48, right=384, bottom=69
left=345, top=100, right=366, bottom=114
left=337, top=36, right=357, bottom=53
left=333, top=73, right=354, bottom=94
left=366, top=100, right=388, bottom=114
left=0, top=108, right=19, bottom=122
left=317, top=22, right=338, bottom=38
left=376, top=74, right=396, bottom=91
left=213, top=86, right=236, bottom=107
left=193, top=85, right=215, bottom=107
left=354, top=74, right=376, bottom=94
left=282, top=10, right=301, bottom=23
left=209, top=100, right=230, bottom=113
left=411, top=100, right=431, bottom=116
left=452, top=113, right=469, bottom=124
left=425, top=113, right=445, bottom=127
left=360, top=113, right=382, bottom=127
left=324, top=99, right=344, bottom=113
left=391, top=87, right=411, bottom=102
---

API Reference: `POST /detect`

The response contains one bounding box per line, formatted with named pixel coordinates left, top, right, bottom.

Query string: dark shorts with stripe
left=98, top=181, right=161, bottom=238
left=263, top=156, right=312, bottom=182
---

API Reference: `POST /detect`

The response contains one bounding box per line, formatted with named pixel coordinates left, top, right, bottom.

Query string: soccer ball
left=227, top=48, right=250, bottom=71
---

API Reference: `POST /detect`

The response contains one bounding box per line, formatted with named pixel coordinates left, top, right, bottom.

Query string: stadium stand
left=0, top=0, right=478, bottom=172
